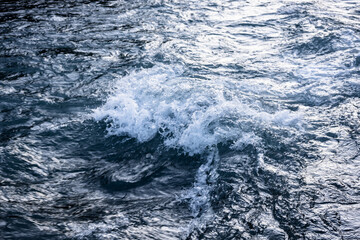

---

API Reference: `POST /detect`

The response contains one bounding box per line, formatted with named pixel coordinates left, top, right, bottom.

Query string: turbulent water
left=1, top=0, right=360, bottom=239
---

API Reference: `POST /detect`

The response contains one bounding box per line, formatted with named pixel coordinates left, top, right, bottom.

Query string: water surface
left=1, top=0, right=360, bottom=239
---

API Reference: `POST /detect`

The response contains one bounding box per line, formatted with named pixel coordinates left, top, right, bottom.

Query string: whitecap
left=93, top=64, right=303, bottom=155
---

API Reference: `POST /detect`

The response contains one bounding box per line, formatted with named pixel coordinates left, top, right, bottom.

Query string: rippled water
left=1, top=0, right=360, bottom=239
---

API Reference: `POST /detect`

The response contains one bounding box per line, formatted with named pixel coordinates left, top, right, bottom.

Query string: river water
left=1, top=0, right=360, bottom=239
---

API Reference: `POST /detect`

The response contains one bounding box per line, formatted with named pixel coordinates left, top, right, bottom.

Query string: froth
left=93, top=64, right=302, bottom=155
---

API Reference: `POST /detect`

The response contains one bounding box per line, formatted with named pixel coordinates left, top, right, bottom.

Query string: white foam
left=231, top=132, right=262, bottom=150
left=93, top=64, right=302, bottom=155
left=51, top=15, right=65, bottom=22
left=0, top=86, right=16, bottom=94
left=66, top=213, right=129, bottom=239
left=180, top=148, right=220, bottom=238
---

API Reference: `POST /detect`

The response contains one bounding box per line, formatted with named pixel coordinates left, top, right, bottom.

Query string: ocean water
left=1, top=0, right=360, bottom=239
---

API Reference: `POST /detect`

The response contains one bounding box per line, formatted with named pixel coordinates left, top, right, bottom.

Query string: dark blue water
left=1, top=0, right=360, bottom=239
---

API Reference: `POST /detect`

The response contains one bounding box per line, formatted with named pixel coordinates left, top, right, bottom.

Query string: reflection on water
left=1, top=0, right=360, bottom=239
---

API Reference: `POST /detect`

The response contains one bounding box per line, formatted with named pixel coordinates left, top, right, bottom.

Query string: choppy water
left=1, top=0, right=360, bottom=239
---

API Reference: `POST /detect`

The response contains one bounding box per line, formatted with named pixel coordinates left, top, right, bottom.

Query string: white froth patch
left=93, top=64, right=302, bottom=155
left=101, top=50, right=120, bottom=62
left=180, top=148, right=219, bottom=238
left=51, top=15, right=65, bottom=22
left=66, top=213, right=129, bottom=239
left=231, top=132, right=262, bottom=150
left=0, top=86, right=16, bottom=94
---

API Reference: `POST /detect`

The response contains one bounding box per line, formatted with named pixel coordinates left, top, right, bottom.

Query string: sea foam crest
left=93, top=64, right=302, bottom=155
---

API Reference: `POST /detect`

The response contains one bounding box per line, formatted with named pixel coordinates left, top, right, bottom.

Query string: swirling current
left=1, top=0, right=360, bottom=239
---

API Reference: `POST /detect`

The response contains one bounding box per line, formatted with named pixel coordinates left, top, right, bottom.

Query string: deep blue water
left=1, top=0, right=360, bottom=239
